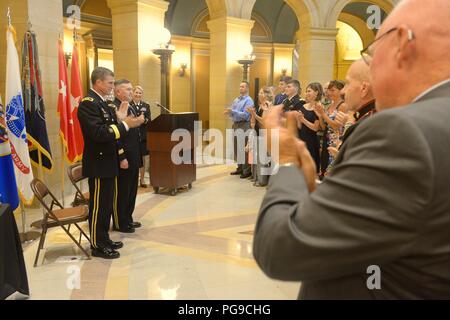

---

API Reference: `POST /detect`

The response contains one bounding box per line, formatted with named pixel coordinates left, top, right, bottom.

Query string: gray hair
left=114, top=79, right=131, bottom=87
left=91, top=67, right=114, bottom=86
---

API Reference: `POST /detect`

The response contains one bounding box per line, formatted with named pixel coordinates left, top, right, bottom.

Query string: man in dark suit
left=78, top=68, right=144, bottom=259
left=253, top=0, right=450, bottom=299
left=112, top=79, right=143, bottom=233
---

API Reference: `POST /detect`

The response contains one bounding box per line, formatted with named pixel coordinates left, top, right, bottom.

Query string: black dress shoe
left=107, top=241, right=124, bottom=250
left=92, top=247, right=120, bottom=259
left=115, top=225, right=135, bottom=233
left=230, top=170, right=243, bottom=175
left=129, top=222, right=142, bottom=229
left=240, top=172, right=252, bottom=179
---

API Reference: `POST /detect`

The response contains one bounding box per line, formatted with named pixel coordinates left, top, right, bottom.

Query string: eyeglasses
left=360, top=27, right=415, bottom=65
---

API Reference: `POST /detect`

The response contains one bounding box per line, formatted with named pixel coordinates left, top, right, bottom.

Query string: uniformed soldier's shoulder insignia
left=83, top=97, right=94, bottom=102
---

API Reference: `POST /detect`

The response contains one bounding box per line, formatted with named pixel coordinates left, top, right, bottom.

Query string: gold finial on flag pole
left=7, top=7, right=12, bottom=26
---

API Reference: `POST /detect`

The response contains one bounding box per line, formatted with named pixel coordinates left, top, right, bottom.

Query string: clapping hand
left=328, top=146, right=339, bottom=159
left=297, top=111, right=305, bottom=122
left=335, top=111, right=349, bottom=127
left=314, top=103, right=325, bottom=116
left=246, top=106, right=255, bottom=114
left=263, top=106, right=317, bottom=192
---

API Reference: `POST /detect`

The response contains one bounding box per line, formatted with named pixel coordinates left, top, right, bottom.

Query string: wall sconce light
left=237, top=54, right=256, bottom=82
left=178, top=63, right=188, bottom=77
left=281, top=68, right=288, bottom=77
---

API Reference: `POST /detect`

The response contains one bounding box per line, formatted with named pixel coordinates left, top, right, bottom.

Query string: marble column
left=296, top=27, right=339, bottom=92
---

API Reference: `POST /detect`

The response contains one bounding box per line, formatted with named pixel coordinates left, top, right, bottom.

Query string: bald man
left=339, top=59, right=376, bottom=146
left=253, top=0, right=450, bottom=299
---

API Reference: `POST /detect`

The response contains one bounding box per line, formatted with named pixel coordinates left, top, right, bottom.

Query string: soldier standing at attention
left=78, top=67, right=144, bottom=259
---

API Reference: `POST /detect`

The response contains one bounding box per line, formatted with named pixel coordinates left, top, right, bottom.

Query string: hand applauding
left=335, top=111, right=349, bottom=127
left=314, top=103, right=325, bottom=116
left=263, top=106, right=317, bottom=192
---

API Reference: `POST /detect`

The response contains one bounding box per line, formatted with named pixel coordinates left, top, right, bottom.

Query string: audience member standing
left=296, top=83, right=323, bottom=173
left=274, top=76, right=292, bottom=105
left=224, top=81, right=254, bottom=179
left=315, top=80, right=346, bottom=177
left=282, top=80, right=305, bottom=113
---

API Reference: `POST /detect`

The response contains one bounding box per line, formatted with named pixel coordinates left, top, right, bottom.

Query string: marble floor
left=19, top=164, right=300, bottom=300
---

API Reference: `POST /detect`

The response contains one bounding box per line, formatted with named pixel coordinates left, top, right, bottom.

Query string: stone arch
left=338, top=12, right=375, bottom=48
left=284, top=0, right=320, bottom=29
left=325, top=0, right=398, bottom=28
left=334, top=21, right=365, bottom=79
left=191, top=8, right=272, bottom=42
left=205, top=0, right=256, bottom=20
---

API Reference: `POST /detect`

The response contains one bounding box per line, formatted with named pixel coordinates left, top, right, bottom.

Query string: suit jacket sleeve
left=78, top=100, right=127, bottom=144
left=253, top=111, right=434, bottom=282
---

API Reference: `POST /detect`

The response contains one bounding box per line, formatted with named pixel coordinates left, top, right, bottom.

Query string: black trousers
left=113, top=168, right=139, bottom=229
left=88, top=177, right=116, bottom=249
left=233, top=122, right=251, bottom=175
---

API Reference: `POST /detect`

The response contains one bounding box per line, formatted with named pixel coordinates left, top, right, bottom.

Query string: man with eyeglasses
left=253, top=0, right=450, bottom=299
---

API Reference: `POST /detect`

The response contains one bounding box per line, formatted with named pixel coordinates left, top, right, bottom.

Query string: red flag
left=70, top=42, right=84, bottom=161
left=57, top=39, right=78, bottom=163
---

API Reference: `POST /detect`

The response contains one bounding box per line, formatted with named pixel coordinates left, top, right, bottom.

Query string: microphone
left=154, top=102, right=173, bottom=114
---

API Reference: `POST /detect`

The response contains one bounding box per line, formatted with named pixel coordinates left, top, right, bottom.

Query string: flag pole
left=6, top=7, right=39, bottom=243
left=60, top=137, right=65, bottom=207
left=19, top=201, right=41, bottom=243
left=37, top=147, right=44, bottom=180
left=7, top=7, right=11, bottom=27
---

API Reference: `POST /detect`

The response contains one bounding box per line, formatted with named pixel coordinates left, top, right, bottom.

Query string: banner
left=0, top=96, right=20, bottom=211
left=22, top=30, right=54, bottom=171
left=5, top=26, right=34, bottom=205
left=70, top=41, right=84, bottom=161
left=57, top=39, right=78, bottom=163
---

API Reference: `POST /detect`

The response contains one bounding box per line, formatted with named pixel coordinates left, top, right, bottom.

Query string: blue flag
left=22, top=31, right=53, bottom=171
left=0, top=96, right=20, bottom=210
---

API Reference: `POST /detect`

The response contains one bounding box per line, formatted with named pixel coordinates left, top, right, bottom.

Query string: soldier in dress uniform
left=77, top=67, right=144, bottom=259
left=130, top=86, right=151, bottom=188
left=111, top=79, right=143, bottom=233
left=282, top=79, right=306, bottom=112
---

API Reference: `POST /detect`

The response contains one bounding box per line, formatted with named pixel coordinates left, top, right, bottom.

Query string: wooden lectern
left=147, top=112, right=199, bottom=196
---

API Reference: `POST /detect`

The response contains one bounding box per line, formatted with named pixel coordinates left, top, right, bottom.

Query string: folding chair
left=30, top=178, right=90, bottom=267
left=67, top=163, right=89, bottom=207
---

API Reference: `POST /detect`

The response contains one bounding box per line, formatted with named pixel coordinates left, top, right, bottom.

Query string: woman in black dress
left=296, top=83, right=323, bottom=173
left=131, top=86, right=151, bottom=188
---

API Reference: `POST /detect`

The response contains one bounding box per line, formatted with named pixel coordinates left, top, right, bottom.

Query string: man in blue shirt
left=274, top=76, right=292, bottom=105
left=224, top=81, right=254, bottom=178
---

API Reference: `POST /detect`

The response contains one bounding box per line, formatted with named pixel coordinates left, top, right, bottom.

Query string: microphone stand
left=155, top=102, right=173, bottom=114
